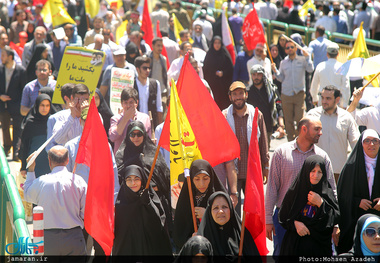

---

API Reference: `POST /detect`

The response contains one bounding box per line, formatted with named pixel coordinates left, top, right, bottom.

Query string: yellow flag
left=172, top=13, right=193, bottom=45
left=41, top=0, right=75, bottom=27
left=299, top=0, right=316, bottom=19
left=169, top=79, right=202, bottom=187
left=85, top=0, right=99, bottom=18
left=116, top=20, right=128, bottom=44
left=348, top=22, right=379, bottom=87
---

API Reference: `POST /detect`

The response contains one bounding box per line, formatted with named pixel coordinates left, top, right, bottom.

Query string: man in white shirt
left=151, top=2, right=169, bottom=37
left=133, top=56, right=163, bottom=127
left=307, top=85, right=360, bottom=183
left=310, top=42, right=350, bottom=108
left=247, top=43, right=272, bottom=86
left=24, top=146, right=87, bottom=255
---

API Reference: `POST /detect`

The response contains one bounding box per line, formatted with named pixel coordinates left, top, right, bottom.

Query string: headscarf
left=39, top=86, right=61, bottom=113
left=173, top=159, right=227, bottom=251
left=337, top=131, right=380, bottom=254
left=22, top=94, right=52, bottom=141
left=20, top=94, right=52, bottom=172
left=269, top=43, right=282, bottom=69
left=112, top=165, right=172, bottom=256
left=198, top=192, right=260, bottom=258
left=174, top=236, right=214, bottom=263
left=115, top=120, right=171, bottom=210
left=95, top=89, right=113, bottom=135
left=278, top=155, right=340, bottom=255
left=276, top=34, right=287, bottom=60
left=26, top=44, right=55, bottom=82
left=348, top=214, right=380, bottom=256
left=125, top=42, right=140, bottom=64
left=203, top=36, right=234, bottom=110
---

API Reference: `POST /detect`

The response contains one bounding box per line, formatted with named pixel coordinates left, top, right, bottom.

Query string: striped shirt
left=265, top=139, right=337, bottom=224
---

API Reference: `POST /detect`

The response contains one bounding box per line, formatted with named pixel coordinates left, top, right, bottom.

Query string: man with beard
left=248, top=64, right=285, bottom=145
left=265, top=115, right=336, bottom=259
left=307, top=85, right=359, bottom=183
left=223, top=81, right=269, bottom=216
left=246, top=43, right=272, bottom=86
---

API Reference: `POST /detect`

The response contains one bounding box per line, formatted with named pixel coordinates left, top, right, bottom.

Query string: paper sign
left=110, top=68, right=135, bottom=114
left=52, top=46, right=105, bottom=104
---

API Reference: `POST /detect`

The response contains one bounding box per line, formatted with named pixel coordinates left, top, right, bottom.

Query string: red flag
left=76, top=99, right=114, bottom=255
left=284, top=0, right=293, bottom=8
left=242, top=8, right=266, bottom=51
left=156, top=20, right=170, bottom=69
left=159, top=53, right=240, bottom=166
left=140, top=0, right=153, bottom=49
left=9, top=42, right=23, bottom=59
left=244, top=107, right=268, bottom=255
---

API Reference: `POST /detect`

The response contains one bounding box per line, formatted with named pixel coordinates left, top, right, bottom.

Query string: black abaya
left=337, top=132, right=380, bottom=254
left=174, top=235, right=214, bottom=263
left=198, top=192, right=260, bottom=261
left=278, top=155, right=340, bottom=256
left=112, top=165, right=172, bottom=256
left=203, top=36, right=234, bottom=110
left=173, top=159, right=227, bottom=252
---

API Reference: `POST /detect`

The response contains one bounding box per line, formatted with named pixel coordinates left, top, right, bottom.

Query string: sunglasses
left=363, top=138, right=380, bottom=145
left=129, top=131, right=143, bottom=138
left=364, top=227, right=380, bottom=238
left=286, top=46, right=295, bottom=50
left=141, top=66, right=151, bottom=71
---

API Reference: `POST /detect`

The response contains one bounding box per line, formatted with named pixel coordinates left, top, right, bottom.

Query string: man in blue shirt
left=308, top=26, right=331, bottom=69
left=232, top=42, right=253, bottom=86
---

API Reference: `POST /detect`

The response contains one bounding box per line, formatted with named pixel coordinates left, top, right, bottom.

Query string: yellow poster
left=52, top=47, right=105, bottom=104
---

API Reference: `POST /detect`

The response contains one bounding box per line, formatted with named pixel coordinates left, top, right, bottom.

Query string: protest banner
left=52, top=46, right=105, bottom=104
left=109, top=68, right=135, bottom=114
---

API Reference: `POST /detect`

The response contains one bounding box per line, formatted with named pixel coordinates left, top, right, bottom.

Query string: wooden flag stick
left=238, top=210, right=247, bottom=262
left=282, top=35, right=310, bottom=56
left=186, top=173, right=198, bottom=233
left=73, top=162, right=78, bottom=175
left=145, top=145, right=161, bottom=189
left=266, top=42, right=274, bottom=64
left=361, top=71, right=380, bottom=92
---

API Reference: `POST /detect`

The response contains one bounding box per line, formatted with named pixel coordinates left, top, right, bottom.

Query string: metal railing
left=173, top=1, right=380, bottom=55
left=0, top=146, right=31, bottom=256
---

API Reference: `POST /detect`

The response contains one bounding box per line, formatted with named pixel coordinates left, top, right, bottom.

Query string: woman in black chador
left=279, top=155, right=340, bottom=256
left=112, top=165, right=172, bottom=256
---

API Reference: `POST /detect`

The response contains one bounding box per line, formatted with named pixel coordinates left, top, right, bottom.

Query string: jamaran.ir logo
left=5, top=237, right=43, bottom=255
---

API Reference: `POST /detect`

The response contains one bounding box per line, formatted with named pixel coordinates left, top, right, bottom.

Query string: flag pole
left=266, top=42, right=274, bottom=64
left=283, top=35, right=310, bottom=56
left=186, top=171, right=198, bottom=232
left=73, top=162, right=77, bottom=174
left=171, top=78, right=198, bottom=233
left=238, top=210, right=247, bottom=261
left=361, top=71, right=380, bottom=91
left=145, top=145, right=161, bottom=189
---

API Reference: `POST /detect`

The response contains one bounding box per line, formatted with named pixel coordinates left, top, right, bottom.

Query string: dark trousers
left=44, top=226, right=87, bottom=256
left=0, top=111, right=23, bottom=156
left=235, top=178, right=246, bottom=217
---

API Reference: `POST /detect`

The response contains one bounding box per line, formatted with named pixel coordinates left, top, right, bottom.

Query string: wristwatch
left=230, top=192, right=239, bottom=197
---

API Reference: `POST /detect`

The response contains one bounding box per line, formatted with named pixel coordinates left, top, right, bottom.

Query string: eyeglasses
left=102, top=33, right=110, bottom=36
left=36, top=68, right=48, bottom=72
left=125, top=177, right=141, bottom=184
left=363, top=138, right=380, bottom=145
left=141, top=66, right=151, bottom=71
left=364, top=227, right=380, bottom=238
left=129, top=131, right=143, bottom=138
left=286, top=46, right=295, bottom=50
